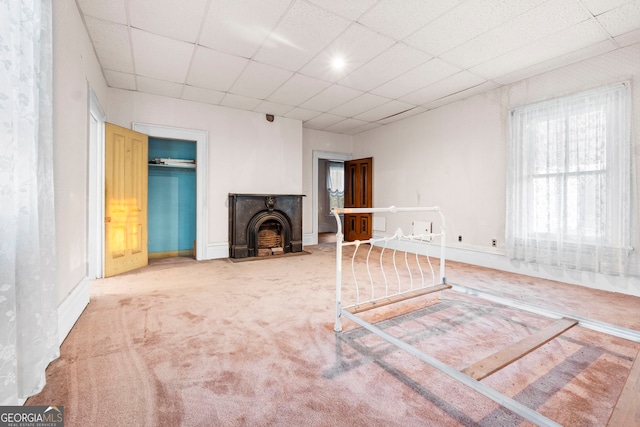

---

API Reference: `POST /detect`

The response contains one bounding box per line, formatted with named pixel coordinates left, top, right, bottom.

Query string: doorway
left=312, top=150, right=351, bottom=245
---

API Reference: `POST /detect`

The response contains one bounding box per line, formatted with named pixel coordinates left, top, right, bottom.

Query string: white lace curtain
left=506, top=83, right=634, bottom=276
left=0, top=0, right=59, bottom=404
left=327, top=161, right=344, bottom=210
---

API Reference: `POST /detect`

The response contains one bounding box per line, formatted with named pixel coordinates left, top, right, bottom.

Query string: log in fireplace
left=228, top=194, right=303, bottom=259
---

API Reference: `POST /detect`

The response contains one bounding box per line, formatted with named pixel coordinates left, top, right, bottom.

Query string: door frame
left=88, top=88, right=106, bottom=279
left=133, top=122, right=208, bottom=261
left=312, top=150, right=351, bottom=245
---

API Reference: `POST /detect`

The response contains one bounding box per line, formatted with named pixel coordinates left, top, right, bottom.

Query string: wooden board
left=347, top=284, right=451, bottom=314
left=462, top=317, right=578, bottom=381
left=607, top=347, right=640, bottom=427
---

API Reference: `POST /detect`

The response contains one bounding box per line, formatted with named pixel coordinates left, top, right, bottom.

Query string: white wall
left=108, top=90, right=303, bottom=256
left=53, top=0, right=108, bottom=304
left=353, top=43, right=640, bottom=296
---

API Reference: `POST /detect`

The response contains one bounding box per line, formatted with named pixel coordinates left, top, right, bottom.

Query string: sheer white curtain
left=506, top=83, right=634, bottom=276
left=0, top=0, right=59, bottom=404
left=327, top=161, right=344, bottom=211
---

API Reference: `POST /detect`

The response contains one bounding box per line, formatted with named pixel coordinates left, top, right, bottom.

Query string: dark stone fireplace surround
left=228, top=193, right=304, bottom=259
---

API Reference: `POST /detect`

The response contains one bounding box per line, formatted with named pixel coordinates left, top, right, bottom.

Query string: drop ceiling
left=77, top=0, right=640, bottom=135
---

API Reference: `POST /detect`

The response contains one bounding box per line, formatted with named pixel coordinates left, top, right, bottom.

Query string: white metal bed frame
left=331, top=206, right=640, bottom=427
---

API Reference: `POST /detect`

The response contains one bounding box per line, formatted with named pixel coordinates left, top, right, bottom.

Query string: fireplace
left=228, top=194, right=303, bottom=259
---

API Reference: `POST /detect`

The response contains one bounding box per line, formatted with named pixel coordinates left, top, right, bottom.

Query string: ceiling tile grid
left=77, top=0, right=640, bottom=134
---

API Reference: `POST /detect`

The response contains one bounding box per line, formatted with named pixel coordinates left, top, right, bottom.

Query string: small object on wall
left=266, top=114, right=274, bottom=122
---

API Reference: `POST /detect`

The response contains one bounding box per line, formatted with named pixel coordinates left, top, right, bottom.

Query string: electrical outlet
left=492, top=239, right=497, bottom=247
left=458, top=235, right=462, bottom=242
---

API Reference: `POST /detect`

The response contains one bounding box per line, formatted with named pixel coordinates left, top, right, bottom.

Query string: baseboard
left=206, top=242, right=229, bottom=260
left=57, top=276, right=90, bottom=346
left=303, top=233, right=316, bottom=246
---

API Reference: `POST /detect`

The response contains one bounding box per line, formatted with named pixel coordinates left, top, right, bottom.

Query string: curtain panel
left=506, top=83, right=634, bottom=276
left=0, top=0, right=59, bottom=404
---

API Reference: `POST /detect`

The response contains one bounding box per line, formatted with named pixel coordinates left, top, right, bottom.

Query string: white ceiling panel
left=76, top=0, right=127, bottom=24
left=299, top=23, right=395, bottom=82
left=597, top=1, right=640, bottom=36
left=300, top=85, right=363, bottom=112
left=128, top=0, right=209, bottom=43
left=252, top=1, right=351, bottom=72
left=404, top=0, right=548, bottom=56
left=353, top=100, right=416, bottom=122
left=329, top=93, right=391, bottom=117
left=84, top=17, right=134, bottom=73
left=582, top=0, right=631, bottom=16
left=131, top=29, right=195, bottom=83
left=186, top=46, right=249, bottom=92
left=253, top=100, right=295, bottom=116
left=471, top=19, right=610, bottom=80
left=182, top=85, right=225, bottom=105
left=229, top=61, right=293, bottom=99
left=283, top=107, right=323, bottom=121
left=77, top=0, right=640, bottom=135
left=339, top=43, right=432, bottom=92
left=399, top=71, right=487, bottom=105
left=359, top=0, right=462, bottom=40
left=371, top=58, right=462, bottom=99
left=137, top=76, right=184, bottom=98
left=104, top=70, right=136, bottom=90
left=304, top=113, right=347, bottom=130
left=441, top=0, right=592, bottom=69
left=306, top=0, right=378, bottom=20
left=267, top=74, right=331, bottom=106
left=220, top=93, right=262, bottom=110
left=199, top=0, right=291, bottom=58
left=323, top=118, right=371, bottom=133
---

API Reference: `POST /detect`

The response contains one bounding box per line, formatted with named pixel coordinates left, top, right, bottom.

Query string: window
left=326, top=161, right=344, bottom=213
left=506, top=83, right=633, bottom=275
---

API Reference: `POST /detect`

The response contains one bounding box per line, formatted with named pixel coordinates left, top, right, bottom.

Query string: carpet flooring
left=27, top=244, right=640, bottom=426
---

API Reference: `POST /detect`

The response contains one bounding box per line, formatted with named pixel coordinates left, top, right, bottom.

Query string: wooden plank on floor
left=462, top=317, right=578, bottom=381
left=347, top=284, right=451, bottom=314
left=607, top=347, right=640, bottom=427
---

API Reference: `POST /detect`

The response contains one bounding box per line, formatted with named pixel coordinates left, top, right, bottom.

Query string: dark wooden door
left=344, top=157, right=372, bottom=241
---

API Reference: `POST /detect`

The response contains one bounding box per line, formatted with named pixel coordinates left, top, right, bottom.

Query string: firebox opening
left=257, top=220, right=284, bottom=256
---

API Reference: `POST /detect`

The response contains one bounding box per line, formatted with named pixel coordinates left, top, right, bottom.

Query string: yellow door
left=104, top=123, right=148, bottom=277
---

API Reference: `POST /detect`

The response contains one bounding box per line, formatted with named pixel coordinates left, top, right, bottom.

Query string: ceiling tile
left=252, top=1, right=351, bottom=71
left=404, top=0, right=548, bottom=56
left=304, top=113, right=347, bottom=130
left=104, top=70, right=136, bottom=90
left=220, top=93, right=262, bottom=110
left=137, top=76, right=184, bottom=98
left=597, top=1, right=640, bottom=36
left=370, top=58, right=461, bottom=99
left=359, top=0, right=462, bottom=40
left=182, top=85, right=225, bottom=105
left=339, top=43, right=432, bottom=92
left=229, top=61, right=293, bottom=99
left=323, top=118, right=371, bottom=133
left=76, top=0, right=127, bottom=24
left=267, top=74, right=331, bottom=106
left=283, top=107, right=323, bottom=121
left=299, top=23, right=395, bottom=82
left=441, top=0, right=592, bottom=69
left=84, top=17, right=134, bottom=73
left=471, top=19, right=610, bottom=80
left=253, top=100, right=294, bottom=116
left=186, top=46, right=250, bottom=92
left=343, top=122, right=382, bottom=135
left=131, top=29, right=195, bottom=82
left=329, top=93, right=390, bottom=117
left=300, top=84, right=363, bottom=112
left=306, top=0, right=377, bottom=20
left=582, top=0, right=630, bottom=16
left=353, top=100, right=416, bottom=122
left=128, top=0, right=209, bottom=43
left=399, top=71, right=487, bottom=105
left=199, top=0, right=291, bottom=58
